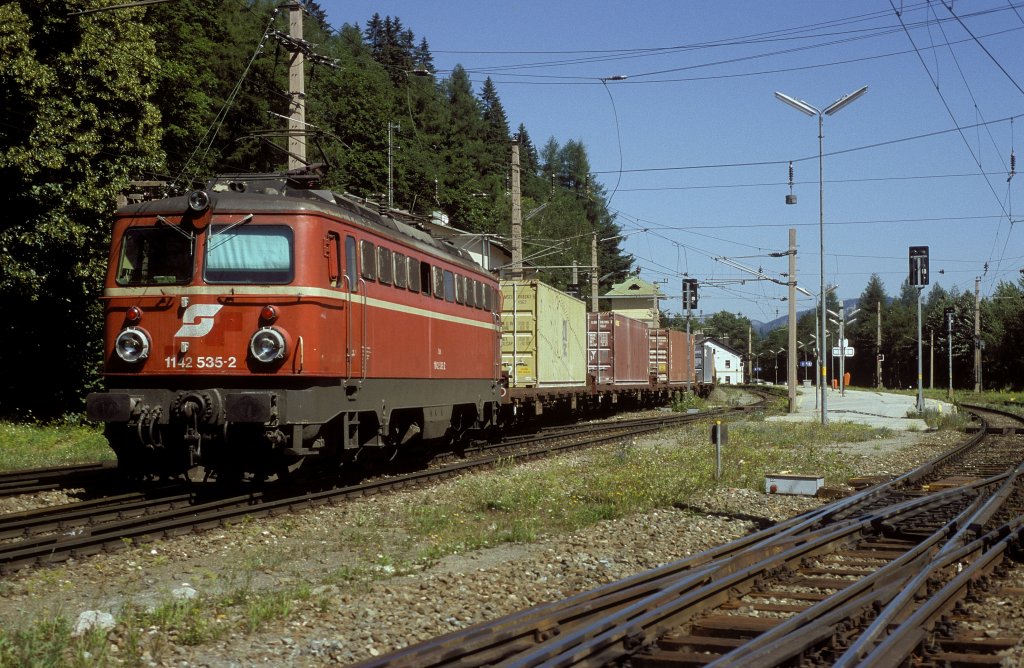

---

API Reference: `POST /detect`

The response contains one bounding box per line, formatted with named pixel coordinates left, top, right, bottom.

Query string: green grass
left=0, top=421, right=112, bottom=471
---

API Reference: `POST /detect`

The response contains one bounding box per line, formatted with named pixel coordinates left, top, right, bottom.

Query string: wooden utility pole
left=287, top=3, right=306, bottom=171
left=787, top=228, right=797, bottom=413
left=510, top=142, right=523, bottom=279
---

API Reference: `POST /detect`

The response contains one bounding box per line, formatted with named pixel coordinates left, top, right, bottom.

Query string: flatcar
left=87, top=170, right=502, bottom=479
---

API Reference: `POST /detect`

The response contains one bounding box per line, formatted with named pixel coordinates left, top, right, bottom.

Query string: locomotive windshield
left=116, top=227, right=194, bottom=286
left=204, top=225, right=294, bottom=284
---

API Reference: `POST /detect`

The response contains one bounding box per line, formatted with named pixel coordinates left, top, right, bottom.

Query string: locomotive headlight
left=114, top=327, right=151, bottom=363
left=249, top=327, right=287, bottom=363
left=187, top=189, right=210, bottom=213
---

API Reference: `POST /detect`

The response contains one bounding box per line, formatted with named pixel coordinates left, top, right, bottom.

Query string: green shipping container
left=500, top=279, right=587, bottom=388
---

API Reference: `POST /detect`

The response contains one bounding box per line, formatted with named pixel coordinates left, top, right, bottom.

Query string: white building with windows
left=699, top=338, right=744, bottom=386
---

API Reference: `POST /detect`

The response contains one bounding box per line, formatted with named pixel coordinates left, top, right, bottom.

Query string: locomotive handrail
left=341, top=273, right=353, bottom=381
left=358, top=277, right=368, bottom=381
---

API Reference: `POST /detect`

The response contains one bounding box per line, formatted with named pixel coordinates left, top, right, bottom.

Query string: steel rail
left=707, top=468, right=1019, bottom=666
left=0, top=461, right=118, bottom=496
left=501, top=483, right=989, bottom=668
left=854, top=520, right=1024, bottom=667
left=834, top=461, right=1024, bottom=666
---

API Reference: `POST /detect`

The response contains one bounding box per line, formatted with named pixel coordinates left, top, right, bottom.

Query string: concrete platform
left=766, top=386, right=955, bottom=431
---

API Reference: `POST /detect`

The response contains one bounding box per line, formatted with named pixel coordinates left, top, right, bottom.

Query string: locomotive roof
left=117, top=172, right=488, bottom=277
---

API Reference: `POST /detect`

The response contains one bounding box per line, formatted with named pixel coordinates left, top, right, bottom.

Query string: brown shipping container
left=649, top=329, right=694, bottom=384
left=588, top=312, right=650, bottom=385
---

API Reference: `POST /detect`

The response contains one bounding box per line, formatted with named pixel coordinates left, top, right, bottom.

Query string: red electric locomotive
left=87, top=170, right=502, bottom=479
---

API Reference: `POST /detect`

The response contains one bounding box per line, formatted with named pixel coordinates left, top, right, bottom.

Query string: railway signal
left=909, top=246, right=929, bottom=286
left=682, top=278, right=699, bottom=309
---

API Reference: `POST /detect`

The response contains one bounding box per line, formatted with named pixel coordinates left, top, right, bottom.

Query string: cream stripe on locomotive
left=103, top=285, right=499, bottom=331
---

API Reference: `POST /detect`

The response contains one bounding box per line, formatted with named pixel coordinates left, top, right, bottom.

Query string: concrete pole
left=947, top=311, right=954, bottom=400
left=876, top=301, right=883, bottom=389
left=917, top=284, right=925, bottom=412
left=929, top=329, right=934, bottom=390
left=817, top=113, right=828, bottom=425
left=788, top=228, right=798, bottom=413
left=974, top=276, right=981, bottom=392
left=287, top=3, right=306, bottom=171
left=747, top=326, right=752, bottom=384
left=510, top=143, right=523, bottom=280
left=591, top=233, right=598, bottom=312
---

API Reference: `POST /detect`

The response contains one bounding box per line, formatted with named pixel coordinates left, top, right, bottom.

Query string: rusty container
left=588, top=312, right=650, bottom=385
left=650, top=329, right=694, bottom=385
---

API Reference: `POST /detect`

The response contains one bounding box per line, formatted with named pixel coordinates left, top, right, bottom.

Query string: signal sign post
left=909, top=246, right=929, bottom=413
left=945, top=306, right=954, bottom=400
left=682, top=279, right=698, bottom=394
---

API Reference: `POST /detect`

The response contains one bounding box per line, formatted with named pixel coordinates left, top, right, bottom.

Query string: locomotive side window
left=482, top=284, right=492, bottom=311
left=117, top=227, right=194, bottom=286
left=360, top=240, right=376, bottom=281
left=432, top=266, right=444, bottom=299
left=465, top=279, right=476, bottom=308
left=205, top=225, right=292, bottom=284
left=377, top=247, right=393, bottom=285
left=443, top=270, right=455, bottom=303
left=454, top=274, right=465, bottom=304
left=393, top=252, right=407, bottom=289
left=420, top=261, right=431, bottom=295
left=408, top=258, right=422, bottom=293
left=345, top=235, right=358, bottom=291
left=475, top=281, right=483, bottom=309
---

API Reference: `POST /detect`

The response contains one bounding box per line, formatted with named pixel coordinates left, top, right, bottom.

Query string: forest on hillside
left=0, top=1, right=631, bottom=417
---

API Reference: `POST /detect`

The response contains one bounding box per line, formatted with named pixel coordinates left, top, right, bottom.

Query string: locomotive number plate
left=164, top=356, right=238, bottom=369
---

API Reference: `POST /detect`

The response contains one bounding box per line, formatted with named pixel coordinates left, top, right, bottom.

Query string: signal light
left=260, top=305, right=278, bottom=323
left=126, top=306, right=143, bottom=323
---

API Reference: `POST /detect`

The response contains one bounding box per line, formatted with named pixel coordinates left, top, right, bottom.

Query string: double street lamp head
left=774, top=86, right=869, bottom=118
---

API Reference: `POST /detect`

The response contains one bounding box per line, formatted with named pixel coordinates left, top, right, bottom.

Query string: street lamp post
left=775, top=86, right=868, bottom=425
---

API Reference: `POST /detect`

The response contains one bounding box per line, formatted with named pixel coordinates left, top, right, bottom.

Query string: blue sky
left=316, top=1, right=1024, bottom=322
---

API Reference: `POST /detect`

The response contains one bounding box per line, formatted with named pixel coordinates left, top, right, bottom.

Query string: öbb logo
left=175, top=304, right=223, bottom=338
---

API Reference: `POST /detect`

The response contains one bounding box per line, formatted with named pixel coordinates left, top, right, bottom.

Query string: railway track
left=0, top=401, right=765, bottom=575
left=353, top=403, right=1024, bottom=668
left=0, top=460, right=120, bottom=497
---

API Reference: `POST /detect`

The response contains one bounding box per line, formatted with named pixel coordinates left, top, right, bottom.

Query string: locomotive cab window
left=205, top=225, right=292, bottom=284
left=360, top=240, right=376, bottom=281
left=117, top=226, right=194, bottom=286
